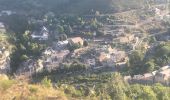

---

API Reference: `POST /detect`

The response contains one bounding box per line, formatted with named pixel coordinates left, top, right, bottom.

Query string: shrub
left=29, top=86, right=38, bottom=93
left=0, top=80, right=15, bottom=91
left=41, top=77, right=52, bottom=88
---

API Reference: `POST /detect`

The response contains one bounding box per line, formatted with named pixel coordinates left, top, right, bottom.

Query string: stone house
left=130, top=74, right=154, bottom=85
left=116, top=34, right=135, bottom=43
left=68, top=37, right=84, bottom=46
left=124, top=76, right=132, bottom=83
left=155, top=66, right=170, bottom=85
left=124, top=65, right=170, bottom=85
left=106, top=50, right=128, bottom=68
left=43, top=50, right=70, bottom=72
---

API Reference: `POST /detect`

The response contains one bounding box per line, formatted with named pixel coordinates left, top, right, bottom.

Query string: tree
left=105, top=73, right=127, bottom=100
left=2, top=14, right=28, bottom=34
left=65, top=25, right=73, bottom=34
left=20, top=54, right=29, bottom=61
left=128, top=50, right=144, bottom=74
left=139, top=87, right=157, bottom=100
left=70, top=62, right=87, bottom=72
left=57, top=25, right=64, bottom=33
left=154, top=43, right=170, bottom=66
left=62, top=34, right=68, bottom=41
left=152, top=84, right=170, bottom=100
left=67, top=42, right=81, bottom=52
left=129, top=51, right=144, bottom=66
left=149, top=36, right=156, bottom=44
left=90, top=18, right=98, bottom=30
left=41, top=77, right=52, bottom=88
left=143, top=59, right=155, bottom=73
left=83, top=40, right=88, bottom=47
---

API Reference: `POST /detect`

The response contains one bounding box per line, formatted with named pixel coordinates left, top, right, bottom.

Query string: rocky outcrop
left=0, top=48, right=10, bottom=74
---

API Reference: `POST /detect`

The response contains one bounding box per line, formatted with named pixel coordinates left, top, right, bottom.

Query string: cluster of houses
left=71, top=44, right=129, bottom=70
left=13, top=2, right=169, bottom=78
left=17, top=29, right=130, bottom=76
left=102, top=25, right=146, bottom=51
left=124, top=65, right=170, bottom=85
left=16, top=36, right=85, bottom=76
left=42, top=48, right=70, bottom=72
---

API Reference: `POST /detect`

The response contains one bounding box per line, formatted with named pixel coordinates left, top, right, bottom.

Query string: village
left=0, top=0, right=169, bottom=86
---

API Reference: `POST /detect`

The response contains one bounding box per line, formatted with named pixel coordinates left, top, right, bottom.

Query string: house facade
left=31, top=26, right=49, bottom=40
left=69, top=37, right=84, bottom=46
left=125, top=65, right=170, bottom=85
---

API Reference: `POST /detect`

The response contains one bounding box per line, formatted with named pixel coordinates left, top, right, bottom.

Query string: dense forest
left=0, top=0, right=146, bottom=14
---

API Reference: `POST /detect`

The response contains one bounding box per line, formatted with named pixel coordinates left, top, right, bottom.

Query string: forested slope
left=0, top=0, right=146, bottom=14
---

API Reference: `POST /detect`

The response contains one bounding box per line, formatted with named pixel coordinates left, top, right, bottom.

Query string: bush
left=41, top=77, right=52, bottom=88
left=64, top=85, right=83, bottom=97
left=0, top=80, right=15, bottom=91
left=83, top=40, right=88, bottom=47
left=67, top=42, right=81, bottom=52
left=29, top=86, right=38, bottom=93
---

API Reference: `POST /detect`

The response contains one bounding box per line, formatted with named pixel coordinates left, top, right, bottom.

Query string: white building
left=1, top=10, right=15, bottom=16
left=0, top=22, right=6, bottom=33
left=31, top=26, right=49, bottom=40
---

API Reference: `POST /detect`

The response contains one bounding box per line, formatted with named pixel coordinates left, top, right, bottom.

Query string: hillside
left=0, top=75, right=67, bottom=100
left=0, top=0, right=146, bottom=14
left=1, top=73, right=170, bottom=100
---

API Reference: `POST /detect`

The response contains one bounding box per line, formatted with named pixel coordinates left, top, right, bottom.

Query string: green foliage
left=129, top=50, right=144, bottom=66
left=152, top=84, right=170, bottom=100
left=83, top=40, right=88, bottom=47
left=143, top=59, right=155, bottom=73
left=29, top=86, right=38, bottom=93
left=125, top=42, right=170, bottom=75
left=70, top=62, right=87, bottom=71
left=149, top=36, right=157, bottom=44
left=144, top=42, right=170, bottom=69
left=35, top=71, right=170, bottom=99
left=0, top=0, right=146, bottom=15
left=2, top=14, right=28, bottom=34
left=20, top=54, right=29, bottom=61
left=62, top=61, right=87, bottom=72
left=65, top=25, right=73, bottom=34
left=58, top=34, right=68, bottom=41
left=41, top=77, right=52, bottom=88
left=0, top=79, right=15, bottom=92
left=128, top=50, right=144, bottom=74
left=11, top=30, right=46, bottom=72
left=64, top=85, right=83, bottom=97
left=67, top=42, right=81, bottom=52
left=155, top=45, right=170, bottom=57
left=57, top=25, right=64, bottom=33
